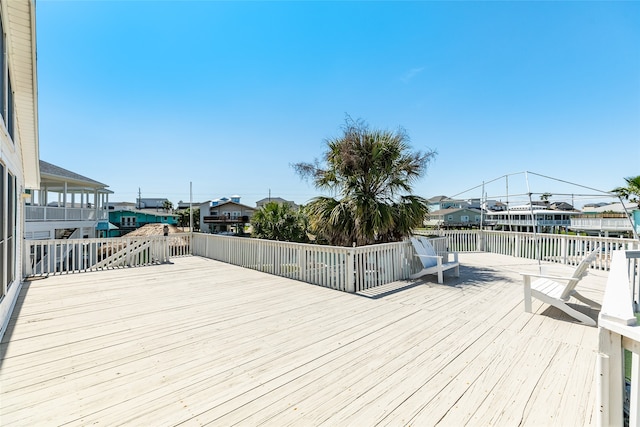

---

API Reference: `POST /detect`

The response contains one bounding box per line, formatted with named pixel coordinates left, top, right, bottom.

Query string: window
left=0, top=163, right=4, bottom=298
left=6, top=173, right=14, bottom=286
left=475, top=215, right=481, bottom=222
left=0, top=18, right=4, bottom=122
left=0, top=165, right=16, bottom=297
left=447, top=215, right=454, bottom=221
left=7, top=72, right=13, bottom=140
left=121, top=216, right=136, bottom=227
left=461, top=215, right=469, bottom=222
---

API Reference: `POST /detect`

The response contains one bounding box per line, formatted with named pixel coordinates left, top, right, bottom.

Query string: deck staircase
left=56, top=228, right=78, bottom=239
left=93, top=238, right=159, bottom=269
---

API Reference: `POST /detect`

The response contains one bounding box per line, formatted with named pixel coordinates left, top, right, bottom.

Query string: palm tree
left=294, top=117, right=436, bottom=246
left=176, top=207, right=200, bottom=231
left=251, top=202, right=309, bottom=243
left=612, top=175, right=640, bottom=209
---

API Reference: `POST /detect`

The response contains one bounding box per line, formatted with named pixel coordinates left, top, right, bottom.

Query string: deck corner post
left=346, top=249, right=355, bottom=293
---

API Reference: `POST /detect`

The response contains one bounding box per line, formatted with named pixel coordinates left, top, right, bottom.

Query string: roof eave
left=6, top=1, right=39, bottom=189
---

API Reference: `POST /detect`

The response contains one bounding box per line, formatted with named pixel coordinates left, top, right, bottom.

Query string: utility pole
left=138, top=188, right=142, bottom=209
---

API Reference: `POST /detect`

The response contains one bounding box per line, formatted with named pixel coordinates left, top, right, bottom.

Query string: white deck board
left=0, top=253, right=608, bottom=426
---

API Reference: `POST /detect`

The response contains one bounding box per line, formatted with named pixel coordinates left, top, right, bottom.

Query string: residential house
left=24, top=160, right=112, bottom=239
left=428, top=195, right=502, bottom=212
left=425, top=208, right=483, bottom=229
left=176, top=200, right=203, bottom=211
left=569, top=201, right=634, bottom=237
left=427, top=196, right=469, bottom=212
left=255, top=196, right=298, bottom=210
left=0, top=0, right=39, bottom=338
left=136, top=197, right=171, bottom=210
left=108, top=208, right=178, bottom=237
left=484, top=203, right=580, bottom=233
left=200, top=196, right=255, bottom=234
left=107, top=201, right=136, bottom=210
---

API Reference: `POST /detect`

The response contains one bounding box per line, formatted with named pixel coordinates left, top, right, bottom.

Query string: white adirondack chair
left=409, top=237, right=460, bottom=284
left=521, top=248, right=602, bottom=326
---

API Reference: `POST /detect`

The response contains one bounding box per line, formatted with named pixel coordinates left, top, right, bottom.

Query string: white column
left=63, top=182, right=68, bottom=220
left=94, top=190, right=99, bottom=221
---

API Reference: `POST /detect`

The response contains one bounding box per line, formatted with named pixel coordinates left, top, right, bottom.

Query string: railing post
left=346, top=249, right=355, bottom=293
left=597, top=352, right=610, bottom=427
left=631, top=350, right=640, bottom=427
left=23, top=241, right=31, bottom=277
left=598, top=327, right=624, bottom=426
left=164, top=235, right=169, bottom=263
left=298, top=247, right=305, bottom=283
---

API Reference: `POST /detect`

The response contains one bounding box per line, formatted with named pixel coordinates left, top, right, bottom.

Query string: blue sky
left=36, top=1, right=639, bottom=208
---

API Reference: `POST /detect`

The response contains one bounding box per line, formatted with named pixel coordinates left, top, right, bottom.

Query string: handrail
left=23, top=233, right=191, bottom=275
left=25, top=205, right=108, bottom=221
left=191, top=234, right=416, bottom=292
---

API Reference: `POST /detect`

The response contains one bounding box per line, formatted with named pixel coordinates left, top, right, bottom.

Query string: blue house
left=108, top=208, right=178, bottom=237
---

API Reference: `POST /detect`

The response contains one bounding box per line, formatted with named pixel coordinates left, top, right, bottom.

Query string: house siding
left=0, top=0, right=39, bottom=340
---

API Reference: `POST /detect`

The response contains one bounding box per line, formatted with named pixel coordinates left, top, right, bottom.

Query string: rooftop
left=1, top=253, right=607, bottom=425
left=40, top=159, right=109, bottom=189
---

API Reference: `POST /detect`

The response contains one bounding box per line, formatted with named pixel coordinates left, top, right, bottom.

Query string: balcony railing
left=191, top=234, right=423, bottom=292
left=25, top=206, right=108, bottom=222
left=570, top=217, right=633, bottom=231
left=490, top=219, right=571, bottom=226
left=24, top=234, right=192, bottom=276
left=202, top=215, right=249, bottom=223
left=437, top=229, right=638, bottom=270
left=23, top=229, right=640, bottom=292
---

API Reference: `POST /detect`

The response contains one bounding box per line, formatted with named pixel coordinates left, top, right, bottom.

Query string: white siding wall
left=0, top=0, right=38, bottom=340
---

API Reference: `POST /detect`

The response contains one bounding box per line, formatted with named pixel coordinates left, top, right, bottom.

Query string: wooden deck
left=0, top=253, right=608, bottom=426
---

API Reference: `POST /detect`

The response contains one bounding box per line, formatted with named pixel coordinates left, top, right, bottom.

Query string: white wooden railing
left=597, top=250, right=640, bottom=426
left=23, top=230, right=637, bottom=288
left=24, top=233, right=192, bottom=275
left=25, top=206, right=109, bottom=221
left=191, top=233, right=427, bottom=292
left=572, top=217, right=634, bottom=232
left=422, top=230, right=639, bottom=271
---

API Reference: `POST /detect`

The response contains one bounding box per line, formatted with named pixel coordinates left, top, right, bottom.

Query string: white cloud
left=401, top=67, right=425, bottom=83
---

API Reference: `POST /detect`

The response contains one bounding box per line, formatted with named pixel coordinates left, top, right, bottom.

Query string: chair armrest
left=414, top=254, right=442, bottom=260
left=519, top=273, right=575, bottom=282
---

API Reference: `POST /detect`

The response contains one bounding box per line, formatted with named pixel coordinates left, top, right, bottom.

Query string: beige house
left=199, top=197, right=256, bottom=235
left=425, top=208, right=483, bottom=229
left=255, top=196, right=298, bottom=210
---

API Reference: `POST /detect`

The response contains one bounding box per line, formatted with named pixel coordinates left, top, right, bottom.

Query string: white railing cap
left=599, top=251, right=637, bottom=326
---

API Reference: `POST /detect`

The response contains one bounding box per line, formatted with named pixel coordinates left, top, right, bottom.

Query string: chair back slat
left=559, top=247, right=600, bottom=300
left=410, top=237, right=437, bottom=268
